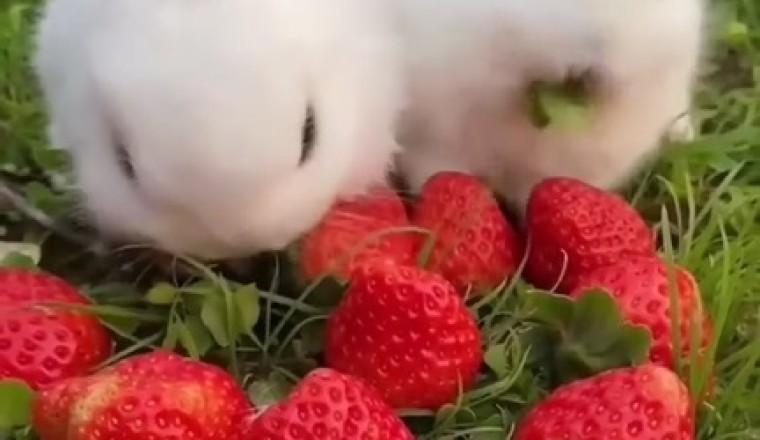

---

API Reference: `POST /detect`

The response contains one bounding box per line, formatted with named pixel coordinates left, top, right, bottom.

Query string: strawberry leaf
left=468, top=414, right=509, bottom=440
left=299, top=319, right=327, bottom=355
left=484, top=343, right=510, bottom=377
left=11, top=426, right=38, bottom=440
left=162, top=315, right=180, bottom=350
left=85, top=282, right=144, bottom=304
left=83, top=283, right=146, bottom=335
left=145, top=283, right=179, bottom=305
left=100, top=315, right=141, bottom=337
left=176, top=316, right=214, bottom=359
left=302, top=275, right=346, bottom=308
left=181, top=280, right=216, bottom=314
left=247, top=371, right=294, bottom=408
left=0, top=379, right=35, bottom=429
left=233, top=284, right=260, bottom=335
left=521, top=290, right=574, bottom=328
left=522, top=289, right=651, bottom=385
left=201, top=293, right=230, bottom=347
left=0, top=249, right=38, bottom=270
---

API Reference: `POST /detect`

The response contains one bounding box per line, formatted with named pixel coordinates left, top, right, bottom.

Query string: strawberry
left=245, top=368, right=414, bottom=439
left=515, top=363, right=695, bottom=440
left=524, top=176, right=655, bottom=292
left=299, top=187, right=418, bottom=282
left=0, top=268, right=112, bottom=390
left=413, top=171, right=523, bottom=295
left=570, top=255, right=714, bottom=372
left=325, top=262, right=483, bottom=410
left=33, top=350, right=253, bottom=440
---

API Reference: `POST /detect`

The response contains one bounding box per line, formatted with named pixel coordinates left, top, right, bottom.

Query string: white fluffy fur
left=34, top=0, right=705, bottom=259
left=33, top=0, right=404, bottom=259
left=395, top=0, right=705, bottom=208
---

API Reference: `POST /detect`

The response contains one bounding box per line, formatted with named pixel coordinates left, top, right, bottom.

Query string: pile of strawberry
left=0, top=172, right=716, bottom=440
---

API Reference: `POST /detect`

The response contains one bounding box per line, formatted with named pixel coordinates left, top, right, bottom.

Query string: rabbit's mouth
left=524, top=67, right=607, bottom=131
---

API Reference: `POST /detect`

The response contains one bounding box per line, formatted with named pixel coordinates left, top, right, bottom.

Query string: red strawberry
left=245, top=368, right=414, bottom=439
left=325, top=262, right=483, bottom=410
left=524, top=176, right=655, bottom=292
left=515, top=363, right=695, bottom=440
left=570, top=255, right=714, bottom=372
left=0, top=268, right=112, bottom=390
left=413, top=171, right=523, bottom=295
left=299, top=187, right=418, bottom=282
left=33, top=350, right=253, bottom=440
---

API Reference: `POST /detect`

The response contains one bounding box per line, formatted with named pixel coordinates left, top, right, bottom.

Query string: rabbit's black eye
left=114, top=142, right=136, bottom=181
left=300, top=105, right=316, bottom=165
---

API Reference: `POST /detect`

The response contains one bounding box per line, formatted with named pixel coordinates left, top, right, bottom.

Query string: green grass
left=1, top=0, right=760, bottom=438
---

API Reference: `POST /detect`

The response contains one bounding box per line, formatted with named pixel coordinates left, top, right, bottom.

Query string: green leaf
left=247, top=372, right=293, bottom=408
left=100, top=315, right=141, bottom=337
left=304, top=276, right=347, bottom=308
left=82, top=305, right=167, bottom=323
left=0, top=242, right=39, bottom=268
left=233, top=285, right=260, bottom=335
left=523, top=289, right=652, bottom=385
left=0, top=379, right=35, bottom=429
left=178, top=316, right=214, bottom=358
left=299, top=319, right=327, bottom=355
left=84, top=284, right=144, bottom=334
left=201, top=293, right=230, bottom=347
left=468, top=413, right=509, bottom=440
left=162, top=318, right=180, bottom=350
left=570, top=290, right=631, bottom=352
left=12, top=425, right=38, bottom=440
left=528, top=81, right=593, bottom=131
left=564, top=290, right=651, bottom=364
left=22, top=182, right=72, bottom=217
left=31, top=146, right=68, bottom=171
left=85, top=282, right=143, bottom=302
left=517, top=327, right=554, bottom=364
left=483, top=343, right=509, bottom=378
left=145, top=283, right=179, bottom=305
left=433, top=403, right=458, bottom=428
left=722, top=20, right=749, bottom=47
left=0, top=251, right=37, bottom=270
left=522, top=290, right=574, bottom=328
left=181, top=280, right=219, bottom=314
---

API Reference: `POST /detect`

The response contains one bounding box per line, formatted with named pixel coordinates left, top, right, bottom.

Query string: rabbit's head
left=34, top=0, right=405, bottom=259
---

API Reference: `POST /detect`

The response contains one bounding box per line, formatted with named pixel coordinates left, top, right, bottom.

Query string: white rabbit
left=395, top=0, right=705, bottom=209
left=33, top=0, right=405, bottom=259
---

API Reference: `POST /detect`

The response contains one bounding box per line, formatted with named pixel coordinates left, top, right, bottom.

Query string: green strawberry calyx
left=521, top=289, right=652, bottom=386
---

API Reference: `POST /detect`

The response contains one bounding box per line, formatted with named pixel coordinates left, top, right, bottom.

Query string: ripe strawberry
left=245, top=368, right=414, bottom=439
left=299, top=187, right=418, bottom=282
left=515, top=363, right=695, bottom=440
left=33, top=350, right=253, bottom=440
left=413, top=171, right=523, bottom=295
left=570, top=255, right=714, bottom=372
left=0, top=268, right=112, bottom=390
left=524, top=176, right=655, bottom=292
left=325, top=262, right=483, bottom=410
